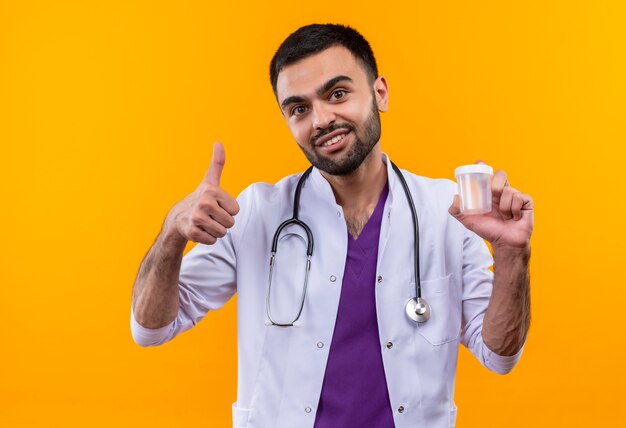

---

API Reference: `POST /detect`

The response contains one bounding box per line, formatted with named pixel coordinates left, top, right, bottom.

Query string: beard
left=298, top=96, right=381, bottom=176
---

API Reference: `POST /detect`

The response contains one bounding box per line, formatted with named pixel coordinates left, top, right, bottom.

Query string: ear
left=373, top=76, right=389, bottom=112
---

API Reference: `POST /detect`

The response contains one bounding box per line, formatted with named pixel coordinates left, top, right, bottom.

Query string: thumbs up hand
left=164, top=142, right=240, bottom=246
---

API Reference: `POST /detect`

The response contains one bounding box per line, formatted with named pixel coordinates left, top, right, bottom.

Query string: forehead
left=275, top=45, right=369, bottom=102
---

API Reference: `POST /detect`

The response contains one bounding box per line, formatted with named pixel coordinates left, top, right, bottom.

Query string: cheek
left=339, top=99, right=371, bottom=125
left=288, top=119, right=312, bottom=146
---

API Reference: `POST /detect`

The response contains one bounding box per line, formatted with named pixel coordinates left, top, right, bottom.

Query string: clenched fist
left=165, top=142, right=240, bottom=246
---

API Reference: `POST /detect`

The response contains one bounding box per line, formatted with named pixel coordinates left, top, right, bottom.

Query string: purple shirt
left=314, top=182, right=395, bottom=428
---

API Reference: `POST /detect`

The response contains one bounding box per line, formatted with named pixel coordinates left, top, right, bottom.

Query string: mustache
left=310, top=123, right=355, bottom=147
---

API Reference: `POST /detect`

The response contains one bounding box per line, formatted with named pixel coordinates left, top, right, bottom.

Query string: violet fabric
left=314, top=181, right=395, bottom=428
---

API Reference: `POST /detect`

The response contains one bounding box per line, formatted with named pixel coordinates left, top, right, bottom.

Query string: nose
left=311, top=101, right=336, bottom=130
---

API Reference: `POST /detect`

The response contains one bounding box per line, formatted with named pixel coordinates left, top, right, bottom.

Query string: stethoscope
left=265, top=161, right=431, bottom=327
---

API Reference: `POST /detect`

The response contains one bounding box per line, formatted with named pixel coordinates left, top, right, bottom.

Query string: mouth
left=315, top=128, right=351, bottom=148
left=317, top=131, right=350, bottom=153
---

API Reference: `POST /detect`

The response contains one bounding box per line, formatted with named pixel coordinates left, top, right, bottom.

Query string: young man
left=131, top=24, right=533, bottom=428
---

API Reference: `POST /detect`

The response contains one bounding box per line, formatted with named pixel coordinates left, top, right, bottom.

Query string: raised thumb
left=204, top=141, right=225, bottom=185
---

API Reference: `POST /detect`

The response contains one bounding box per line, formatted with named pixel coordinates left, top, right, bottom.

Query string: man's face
left=276, top=45, right=388, bottom=176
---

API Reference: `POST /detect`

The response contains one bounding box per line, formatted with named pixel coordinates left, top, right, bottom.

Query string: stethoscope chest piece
left=405, top=297, right=431, bottom=323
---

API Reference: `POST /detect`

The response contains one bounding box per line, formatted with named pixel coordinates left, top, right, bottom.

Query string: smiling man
left=131, top=24, right=533, bottom=428
left=275, top=43, right=390, bottom=240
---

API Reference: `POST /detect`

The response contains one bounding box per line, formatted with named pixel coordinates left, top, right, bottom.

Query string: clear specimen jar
left=454, top=164, right=494, bottom=214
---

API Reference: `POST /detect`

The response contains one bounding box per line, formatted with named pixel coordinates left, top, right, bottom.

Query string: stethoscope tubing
left=390, top=161, right=423, bottom=301
left=266, top=162, right=429, bottom=327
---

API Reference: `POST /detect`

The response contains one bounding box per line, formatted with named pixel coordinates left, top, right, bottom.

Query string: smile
left=322, top=133, right=347, bottom=147
left=316, top=130, right=350, bottom=148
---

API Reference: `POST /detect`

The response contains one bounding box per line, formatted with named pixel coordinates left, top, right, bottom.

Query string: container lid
left=455, top=164, right=493, bottom=177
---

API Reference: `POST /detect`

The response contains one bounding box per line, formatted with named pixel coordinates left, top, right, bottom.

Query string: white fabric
left=131, top=153, right=524, bottom=428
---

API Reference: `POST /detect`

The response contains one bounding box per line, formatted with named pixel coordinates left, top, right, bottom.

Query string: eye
left=291, top=105, right=307, bottom=116
left=331, top=89, right=346, bottom=100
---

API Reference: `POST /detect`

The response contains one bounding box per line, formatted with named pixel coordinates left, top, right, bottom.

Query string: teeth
left=321, top=133, right=347, bottom=147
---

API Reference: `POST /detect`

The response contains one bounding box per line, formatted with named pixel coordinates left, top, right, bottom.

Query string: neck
left=320, top=145, right=387, bottom=214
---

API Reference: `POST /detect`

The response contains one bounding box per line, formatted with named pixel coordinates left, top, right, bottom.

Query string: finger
left=207, top=203, right=237, bottom=230
left=198, top=184, right=240, bottom=217
left=196, top=194, right=237, bottom=228
left=449, top=194, right=480, bottom=232
left=499, top=186, right=517, bottom=220
left=511, top=192, right=525, bottom=221
left=491, top=170, right=509, bottom=200
left=203, top=141, right=226, bottom=186
left=448, top=194, right=462, bottom=218
left=187, top=226, right=218, bottom=246
left=192, top=213, right=229, bottom=238
left=521, top=193, right=534, bottom=211
left=474, top=159, right=486, bottom=165
left=520, top=194, right=535, bottom=228
left=215, top=189, right=241, bottom=217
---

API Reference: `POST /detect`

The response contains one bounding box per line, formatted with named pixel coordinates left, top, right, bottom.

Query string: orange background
left=2, top=1, right=625, bottom=426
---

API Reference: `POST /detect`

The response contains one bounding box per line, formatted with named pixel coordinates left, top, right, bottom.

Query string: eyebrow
left=280, top=75, right=354, bottom=111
